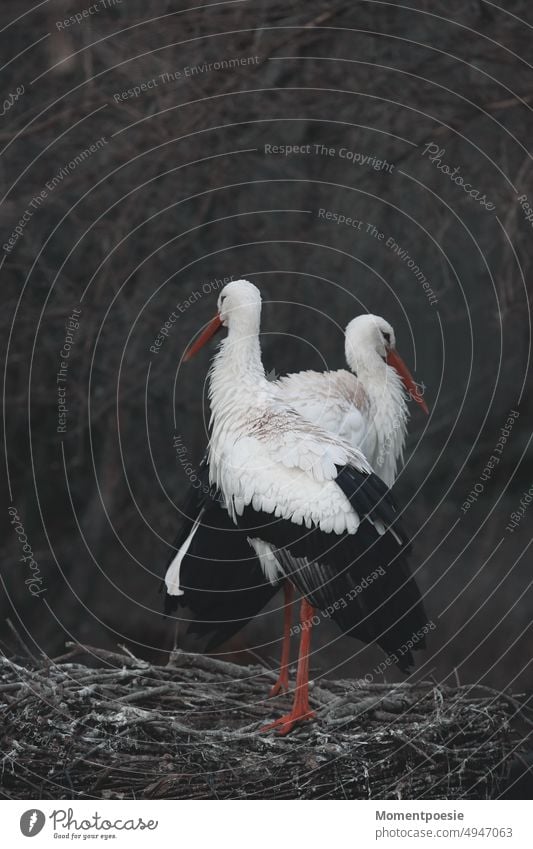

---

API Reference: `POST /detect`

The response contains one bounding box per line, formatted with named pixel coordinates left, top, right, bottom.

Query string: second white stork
left=169, top=279, right=427, bottom=734
left=276, top=314, right=428, bottom=488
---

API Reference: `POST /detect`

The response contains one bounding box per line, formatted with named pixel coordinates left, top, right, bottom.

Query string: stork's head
left=345, top=314, right=428, bottom=414
left=184, top=279, right=261, bottom=360
left=345, top=314, right=396, bottom=364
left=217, top=279, right=262, bottom=327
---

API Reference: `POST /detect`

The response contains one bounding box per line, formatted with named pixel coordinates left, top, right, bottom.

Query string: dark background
left=2, top=0, right=532, bottom=692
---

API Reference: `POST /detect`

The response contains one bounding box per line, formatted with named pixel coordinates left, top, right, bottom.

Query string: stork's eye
left=382, top=331, right=391, bottom=345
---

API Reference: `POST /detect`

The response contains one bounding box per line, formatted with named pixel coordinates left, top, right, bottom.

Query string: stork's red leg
left=261, top=597, right=316, bottom=735
left=269, top=582, right=295, bottom=697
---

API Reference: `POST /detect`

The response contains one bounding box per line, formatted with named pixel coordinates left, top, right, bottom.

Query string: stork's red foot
left=268, top=671, right=290, bottom=698
left=261, top=597, right=316, bottom=734
left=260, top=707, right=316, bottom=736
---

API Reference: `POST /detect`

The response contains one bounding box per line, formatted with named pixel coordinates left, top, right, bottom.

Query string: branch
left=0, top=644, right=521, bottom=800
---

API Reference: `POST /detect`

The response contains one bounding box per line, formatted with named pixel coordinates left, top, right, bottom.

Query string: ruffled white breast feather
left=277, top=368, right=408, bottom=488
left=207, top=339, right=373, bottom=535
left=210, top=428, right=364, bottom=534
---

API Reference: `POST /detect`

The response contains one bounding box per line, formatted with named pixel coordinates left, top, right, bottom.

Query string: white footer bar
left=4, top=799, right=530, bottom=848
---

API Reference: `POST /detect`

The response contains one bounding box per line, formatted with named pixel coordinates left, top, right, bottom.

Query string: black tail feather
left=162, top=458, right=279, bottom=649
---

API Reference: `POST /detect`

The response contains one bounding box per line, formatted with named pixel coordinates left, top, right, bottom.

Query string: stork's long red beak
left=184, top=314, right=223, bottom=361
left=386, top=350, right=429, bottom=414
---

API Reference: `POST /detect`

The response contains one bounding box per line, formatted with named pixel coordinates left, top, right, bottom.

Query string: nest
left=1, top=643, right=521, bottom=800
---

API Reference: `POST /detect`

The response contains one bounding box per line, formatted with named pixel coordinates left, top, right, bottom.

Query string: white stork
left=165, top=280, right=427, bottom=734
left=276, top=314, right=428, bottom=488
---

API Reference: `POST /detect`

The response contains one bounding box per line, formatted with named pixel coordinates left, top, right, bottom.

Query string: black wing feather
left=235, top=465, right=427, bottom=672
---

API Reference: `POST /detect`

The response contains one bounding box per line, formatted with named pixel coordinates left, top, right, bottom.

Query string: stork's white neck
left=207, top=317, right=271, bottom=504
left=212, top=324, right=265, bottom=387
left=208, top=314, right=266, bottom=431
left=348, top=350, right=409, bottom=486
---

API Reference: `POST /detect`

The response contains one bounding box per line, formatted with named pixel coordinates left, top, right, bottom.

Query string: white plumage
left=164, top=508, right=204, bottom=596
left=276, top=315, right=413, bottom=488
left=206, top=282, right=376, bottom=537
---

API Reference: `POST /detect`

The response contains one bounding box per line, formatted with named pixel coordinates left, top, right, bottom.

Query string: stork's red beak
left=184, top=314, right=223, bottom=361
left=386, top=350, right=429, bottom=414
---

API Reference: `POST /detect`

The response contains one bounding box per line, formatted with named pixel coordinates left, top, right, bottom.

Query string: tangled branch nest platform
left=1, top=644, right=520, bottom=800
